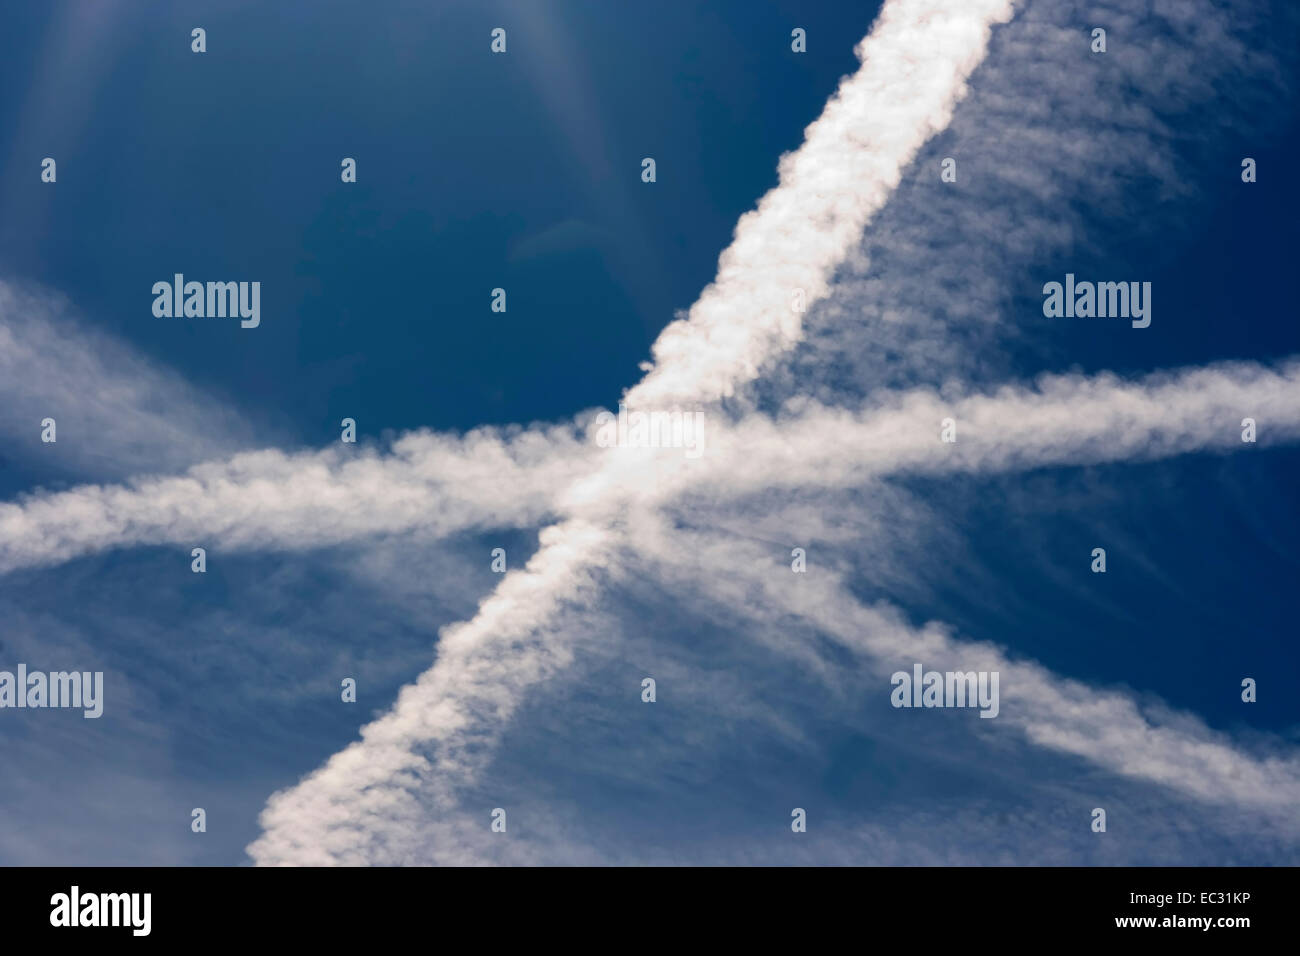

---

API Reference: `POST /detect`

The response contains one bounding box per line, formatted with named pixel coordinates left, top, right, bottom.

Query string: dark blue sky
left=0, top=0, right=870, bottom=445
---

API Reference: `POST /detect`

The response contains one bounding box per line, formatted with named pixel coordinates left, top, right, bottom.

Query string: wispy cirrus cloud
left=762, top=0, right=1298, bottom=403
left=0, top=280, right=262, bottom=479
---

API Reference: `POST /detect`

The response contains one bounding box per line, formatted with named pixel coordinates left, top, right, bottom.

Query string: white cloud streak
left=5, top=347, right=1294, bottom=576
left=625, top=0, right=1017, bottom=407
left=0, top=421, right=594, bottom=574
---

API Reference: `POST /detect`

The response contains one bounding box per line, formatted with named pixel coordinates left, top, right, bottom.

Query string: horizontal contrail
left=3, top=357, right=1295, bottom=575
left=691, top=360, right=1300, bottom=496
left=0, top=422, right=594, bottom=575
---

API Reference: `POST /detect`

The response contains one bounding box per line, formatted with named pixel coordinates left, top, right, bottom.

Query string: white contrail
left=0, top=421, right=595, bottom=574
left=250, top=519, right=616, bottom=865
left=689, top=359, right=1300, bottom=498
left=625, top=0, right=1017, bottom=407
left=3, top=357, right=1295, bottom=575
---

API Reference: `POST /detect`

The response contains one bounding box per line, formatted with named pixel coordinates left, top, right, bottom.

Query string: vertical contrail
left=248, top=0, right=1020, bottom=865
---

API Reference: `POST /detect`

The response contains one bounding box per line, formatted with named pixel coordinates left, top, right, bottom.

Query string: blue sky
left=1, top=0, right=1298, bottom=866
left=0, top=0, right=862, bottom=449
